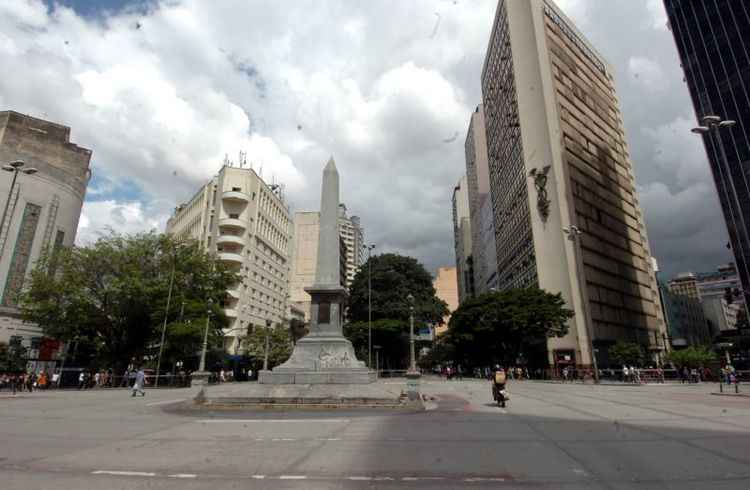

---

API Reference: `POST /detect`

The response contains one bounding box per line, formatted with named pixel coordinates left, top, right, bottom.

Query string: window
left=232, top=187, right=241, bottom=192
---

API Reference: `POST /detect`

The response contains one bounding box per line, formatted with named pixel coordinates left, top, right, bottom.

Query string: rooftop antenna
left=239, top=151, right=247, bottom=169
left=223, top=153, right=231, bottom=168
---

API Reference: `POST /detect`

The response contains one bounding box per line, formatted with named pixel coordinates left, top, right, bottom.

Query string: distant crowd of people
left=0, top=371, right=57, bottom=393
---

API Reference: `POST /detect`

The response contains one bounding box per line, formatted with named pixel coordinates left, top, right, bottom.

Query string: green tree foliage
left=20, top=232, right=237, bottom=372
left=608, top=341, right=645, bottom=367
left=345, top=254, right=449, bottom=369
left=0, top=338, right=28, bottom=372
left=667, top=346, right=718, bottom=368
left=241, top=325, right=292, bottom=370
left=443, top=288, right=573, bottom=368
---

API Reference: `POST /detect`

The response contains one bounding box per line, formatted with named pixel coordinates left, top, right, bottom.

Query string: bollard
left=720, top=382, right=723, bottom=393
left=736, top=383, right=739, bottom=394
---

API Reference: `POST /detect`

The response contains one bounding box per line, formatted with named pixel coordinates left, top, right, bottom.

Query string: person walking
left=131, top=367, right=146, bottom=397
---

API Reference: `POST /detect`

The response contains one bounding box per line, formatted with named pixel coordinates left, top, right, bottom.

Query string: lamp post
left=692, top=115, right=750, bottom=320
left=154, top=247, right=177, bottom=388
left=263, top=318, right=271, bottom=371
left=1, top=160, right=37, bottom=256
left=366, top=243, right=376, bottom=368
left=563, top=225, right=599, bottom=383
left=407, top=293, right=417, bottom=374
left=374, top=345, right=381, bottom=379
left=198, top=298, right=213, bottom=373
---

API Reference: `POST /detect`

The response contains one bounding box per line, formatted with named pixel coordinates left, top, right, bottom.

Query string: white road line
left=348, top=476, right=372, bottom=481
left=278, top=475, right=307, bottom=480
left=251, top=475, right=266, bottom=479
left=92, top=471, right=156, bottom=477
left=145, top=398, right=186, bottom=407
left=168, top=474, right=197, bottom=478
left=197, top=419, right=348, bottom=424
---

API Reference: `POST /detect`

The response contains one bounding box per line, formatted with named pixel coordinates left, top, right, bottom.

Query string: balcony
left=216, top=234, right=245, bottom=247
left=219, top=217, right=246, bottom=231
left=224, top=308, right=238, bottom=318
left=222, top=190, right=250, bottom=204
left=218, top=252, right=244, bottom=265
left=226, top=288, right=240, bottom=300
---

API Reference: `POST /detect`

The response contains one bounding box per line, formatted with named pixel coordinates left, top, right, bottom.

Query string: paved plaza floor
left=1, top=378, right=749, bottom=489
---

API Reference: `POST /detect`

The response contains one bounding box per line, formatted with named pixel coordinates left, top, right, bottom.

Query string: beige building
left=289, top=205, right=363, bottom=321
left=0, top=111, right=91, bottom=368
left=433, top=267, right=459, bottom=336
left=166, top=164, right=291, bottom=353
left=452, top=175, right=473, bottom=303
left=480, top=0, right=666, bottom=368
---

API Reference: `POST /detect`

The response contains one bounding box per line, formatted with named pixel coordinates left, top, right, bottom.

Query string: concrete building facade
left=452, top=175, right=473, bottom=303
left=166, top=164, right=291, bottom=353
left=665, top=273, right=711, bottom=346
left=433, top=266, right=459, bottom=337
left=696, top=263, right=746, bottom=334
left=464, top=105, right=498, bottom=295
left=0, top=111, right=91, bottom=367
left=480, top=0, right=666, bottom=368
left=288, top=206, right=361, bottom=321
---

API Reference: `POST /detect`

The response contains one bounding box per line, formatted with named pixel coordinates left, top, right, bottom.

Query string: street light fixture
left=155, top=246, right=178, bottom=388
left=365, top=243, right=376, bottom=369
left=1, top=160, right=38, bottom=256
left=198, top=298, right=214, bottom=373
left=563, top=225, right=600, bottom=384
left=406, top=293, right=417, bottom=374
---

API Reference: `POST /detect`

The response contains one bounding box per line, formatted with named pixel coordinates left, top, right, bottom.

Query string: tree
left=608, top=341, right=645, bottom=367
left=345, top=253, right=449, bottom=369
left=20, top=232, right=238, bottom=373
left=241, top=325, right=292, bottom=371
left=0, top=338, right=27, bottom=372
left=667, top=346, right=717, bottom=368
left=443, top=288, right=574, bottom=368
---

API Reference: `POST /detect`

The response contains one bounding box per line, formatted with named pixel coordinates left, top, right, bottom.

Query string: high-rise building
left=0, top=111, right=92, bottom=368
left=480, top=0, right=666, bottom=368
left=166, top=164, right=292, bottom=353
left=664, top=0, right=750, bottom=309
left=464, top=105, right=498, bottom=295
left=433, top=266, right=459, bottom=337
left=338, top=204, right=364, bottom=288
left=696, top=263, right=745, bottom=334
left=665, top=273, right=711, bottom=345
left=288, top=205, right=361, bottom=321
left=452, top=175, right=473, bottom=302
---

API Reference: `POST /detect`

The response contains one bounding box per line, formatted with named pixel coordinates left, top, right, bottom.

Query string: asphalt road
left=1, top=379, right=749, bottom=489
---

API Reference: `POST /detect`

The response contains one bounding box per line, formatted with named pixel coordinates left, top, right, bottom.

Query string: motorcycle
left=492, top=382, right=509, bottom=408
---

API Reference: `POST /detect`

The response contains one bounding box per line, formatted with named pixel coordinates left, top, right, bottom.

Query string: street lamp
left=563, top=225, right=599, bottom=383
left=407, top=293, right=417, bottom=374
left=198, top=298, right=214, bottom=373
left=374, top=345, right=381, bottom=378
left=1, top=160, right=38, bottom=256
left=365, top=243, right=376, bottom=368
left=692, top=115, right=750, bottom=320
left=263, top=318, right=271, bottom=371
left=155, top=246, right=178, bottom=388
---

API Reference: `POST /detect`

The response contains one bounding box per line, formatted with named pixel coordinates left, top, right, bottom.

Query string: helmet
left=495, top=364, right=501, bottom=370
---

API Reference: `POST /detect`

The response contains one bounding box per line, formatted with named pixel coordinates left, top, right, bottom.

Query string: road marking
left=348, top=476, right=372, bottom=480
left=145, top=398, right=186, bottom=407
left=279, top=475, right=307, bottom=480
left=251, top=475, right=265, bottom=479
left=92, top=471, right=156, bottom=477
left=316, top=438, right=341, bottom=441
left=168, top=474, right=196, bottom=478
left=197, top=419, right=348, bottom=424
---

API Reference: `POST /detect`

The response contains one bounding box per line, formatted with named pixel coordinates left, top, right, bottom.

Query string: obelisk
left=259, top=157, right=375, bottom=384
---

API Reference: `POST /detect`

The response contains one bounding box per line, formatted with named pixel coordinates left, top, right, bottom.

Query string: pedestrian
left=131, top=367, right=146, bottom=397
left=562, top=366, right=569, bottom=383
left=51, top=371, right=60, bottom=388
left=78, top=371, right=85, bottom=390
left=622, top=365, right=628, bottom=383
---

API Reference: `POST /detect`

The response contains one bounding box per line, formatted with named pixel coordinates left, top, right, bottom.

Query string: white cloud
left=643, top=115, right=711, bottom=189
left=628, top=56, right=667, bottom=92
left=77, top=200, right=169, bottom=245
left=645, top=0, right=668, bottom=31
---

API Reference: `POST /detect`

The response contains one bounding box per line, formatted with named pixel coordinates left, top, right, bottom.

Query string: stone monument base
left=259, top=334, right=376, bottom=385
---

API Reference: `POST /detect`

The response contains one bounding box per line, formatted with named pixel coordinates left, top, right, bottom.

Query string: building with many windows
left=664, top=0, right=750, bottom=309
left=338, top=204, right=364, bottom=288
left=479, top=0, right=666, bottom=368
left=433, top=266, right=459, bottom=337
left=452, top=175, right=474, bottom=303
left=166, top=164, right=291, bottom=353
left=0, top=111, right=91, bottom=370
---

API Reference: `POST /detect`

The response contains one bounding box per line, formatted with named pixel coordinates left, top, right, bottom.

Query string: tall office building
left=664, top=0, right=750, bottom=308
left=338, top=204, right=364, bottom=288
left=433, top=266, right=459, bottom=337
left=288, top=204, right=361, bottom=321
left=451, top=175, right=473, bottom=302
left=166, top=164, right=292, bottom=353
left=480, top=0, right=666, bottom=368
left=0, top=111, right=92, bottom=368
left=665, top=273, right=711, bottom=345
left=464, top=105, right=498, bottom=294
left=696, top=263, right=745, bottom=334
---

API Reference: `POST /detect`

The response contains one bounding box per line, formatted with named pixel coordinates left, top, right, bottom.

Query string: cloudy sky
left=0, top=0, right=732, bottom=279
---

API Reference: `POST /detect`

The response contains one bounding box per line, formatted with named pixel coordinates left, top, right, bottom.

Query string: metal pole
left=154, top=253, right=176, bottom=388
left=263, top=320, right=271, bottom=371
left=409, top=305, right=416, bottom=373
left=568, top=229, right=599, bottom=383
left=198, top=309, right=211, bottom=372
left=376, top=349, right=379, bottom=378
left=368, top=246, right=373, bottom=368
left=0, top=168, right=20, bottom=249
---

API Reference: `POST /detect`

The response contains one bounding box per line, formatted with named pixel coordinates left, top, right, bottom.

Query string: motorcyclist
left=492, top=365, right=508, bottom=406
